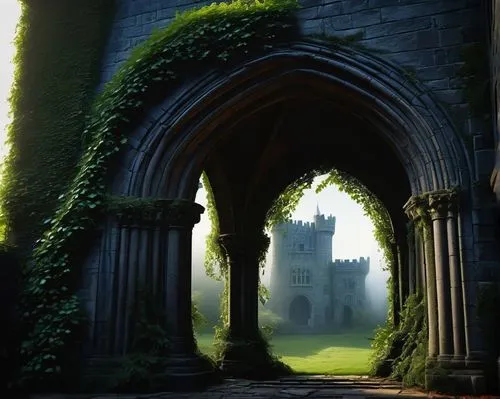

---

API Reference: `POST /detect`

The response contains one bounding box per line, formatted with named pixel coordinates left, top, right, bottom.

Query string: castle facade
left=269, top=208, right=369, bottom=331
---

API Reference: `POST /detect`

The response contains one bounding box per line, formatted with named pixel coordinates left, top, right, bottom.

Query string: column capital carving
left=107, top=197, right=204, bottom=228
left=428, top=190, right=458, bottom=220
left=403, top=196, right=428, bottom=221
left=218, top=233, right=270, bottom=260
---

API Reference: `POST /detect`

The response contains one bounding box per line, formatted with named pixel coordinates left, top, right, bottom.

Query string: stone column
left=391, top=242, right=401, bottom=327
left=218, top=232, right=274, bottom=378
left=98, top=199, right=215, bottom=388
left=404, top=196, right=438, bottom=358
left=429, top=193, right=454, bottom=360
left=159, top=200, right=215, bottom=388
left=414, top=229, right=425, bottom=296
left=407, top=224, right=416, bottom=296
left=446, top=196, right=466, bottom=360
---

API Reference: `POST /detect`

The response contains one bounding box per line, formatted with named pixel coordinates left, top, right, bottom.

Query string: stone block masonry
left=99, top=0, right=484, bottom=157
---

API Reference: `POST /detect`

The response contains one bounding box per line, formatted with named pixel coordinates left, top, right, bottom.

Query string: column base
left=163, top=351, right=220, bottom=391
left=425, top=357, right=487, bottom=394
left=81, top=356, right=128, bottom=393
left=81, top=352, right=219, bottom=393
left=219, top=337, right=292, bottom=379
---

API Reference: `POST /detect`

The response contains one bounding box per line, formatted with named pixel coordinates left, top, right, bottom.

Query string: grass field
left=196, top=332, right=373, bottom=375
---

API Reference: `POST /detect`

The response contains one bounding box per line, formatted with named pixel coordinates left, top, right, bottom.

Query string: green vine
left=19, top=0, right=299, bottom=388
left=370, top=294, right=427, bottom=387
left=315, top=169, right=394, bottom=268
left=265, top=170, right=318, bottom=229
left=0, top=0, right=114, bottom=253
left=111, top=289, right=169, bottom=392
left=202, top=172, right=227, bottom=281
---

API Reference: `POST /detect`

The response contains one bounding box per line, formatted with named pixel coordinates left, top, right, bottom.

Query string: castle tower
left=310, top=206, right=336, bottom=327
left=314, top=205, right=336, bottom=267
left=269, top=218, right=317, bottom=329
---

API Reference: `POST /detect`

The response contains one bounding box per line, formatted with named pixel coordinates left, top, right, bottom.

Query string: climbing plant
left=0, top=0, right=115, bottom=253
left=16, top=0, right=299, bottom=389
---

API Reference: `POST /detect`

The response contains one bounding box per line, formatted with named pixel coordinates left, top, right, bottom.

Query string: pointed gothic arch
left=81, top=40, right=487, bottom=391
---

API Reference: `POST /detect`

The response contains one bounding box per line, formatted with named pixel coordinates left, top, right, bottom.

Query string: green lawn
left=196, top=332, right=373, bottom=375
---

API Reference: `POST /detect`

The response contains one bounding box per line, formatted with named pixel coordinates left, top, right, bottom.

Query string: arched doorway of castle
left=289, top=295, right=312, bottom=326
left=80, top=41, right=494, bottom=393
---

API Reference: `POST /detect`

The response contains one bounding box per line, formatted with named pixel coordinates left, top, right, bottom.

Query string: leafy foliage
left=202, top=172, right=227, bottom=281
left=369, top=295, right=426, bottom=384
left=17, top=0, right=299, bottom=388
left=388, top=294, right=426, bottom=387
left=111, top=289, right=169, bottom=392
left=265, top=170, right=317, bottom=229
left=315, top=169, right=394, bottom=268
left=0, top=0, right=114, bottom=253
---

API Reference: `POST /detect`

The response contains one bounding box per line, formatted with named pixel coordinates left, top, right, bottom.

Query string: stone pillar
left=429, top=193, right=454, bottom=360
left=404, top=197, right=438, bottom=358
left=391, top=242, right=401, bottom=327
left=84, top=199, right=217, bottom=390
left=159, top=200, right=215, bottom=388
left=446, top=198, right=466, bottom=360
left=218, top=232, right=276, bottom=378
left=414, top=225, right=425, bottom=296
left=104, top=199, right=215, bottom=389
left=407, top=224, right=416, bottom=296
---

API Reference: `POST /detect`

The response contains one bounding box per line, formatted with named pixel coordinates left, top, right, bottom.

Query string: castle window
left=291, top=268, right=311, bottom=286
left=299, top=243, right=304, bottom=251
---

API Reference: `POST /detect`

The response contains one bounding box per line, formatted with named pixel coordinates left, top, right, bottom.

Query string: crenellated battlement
left=314, top=213, right=336, bottom=233
left=333, top=257, right=370, bottom=274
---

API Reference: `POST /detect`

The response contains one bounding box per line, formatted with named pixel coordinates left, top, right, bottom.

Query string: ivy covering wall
left=0, top=0, right=115, bottom=252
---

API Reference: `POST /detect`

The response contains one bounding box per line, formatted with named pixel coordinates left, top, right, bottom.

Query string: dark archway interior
left=289, top=295, right=311, bottom=326
left=204, top=94, right=411, bottom=236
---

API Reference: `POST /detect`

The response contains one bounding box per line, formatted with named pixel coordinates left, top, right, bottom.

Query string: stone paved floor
left=30, top=376, right=439, bottom=399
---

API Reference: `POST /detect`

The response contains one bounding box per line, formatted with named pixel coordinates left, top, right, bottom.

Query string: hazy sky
left=0, top=1, right=20, bottom=162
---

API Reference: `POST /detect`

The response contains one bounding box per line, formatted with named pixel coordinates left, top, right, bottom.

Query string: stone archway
left=289, top=295, right=311, bottom=326
left=80, top=40, right=491, bottom=392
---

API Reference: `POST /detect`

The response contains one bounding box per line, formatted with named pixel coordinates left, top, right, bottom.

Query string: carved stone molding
left=403, top=196, right=427, bottom=221
left=108, top=198, right=204, bottom=228
left=218, top=233, right=270, bottom=259
left=428, top=190, right=458, bottom=220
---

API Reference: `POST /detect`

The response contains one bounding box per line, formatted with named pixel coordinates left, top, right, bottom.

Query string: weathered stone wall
left=101, top=0, right=485, bottom=146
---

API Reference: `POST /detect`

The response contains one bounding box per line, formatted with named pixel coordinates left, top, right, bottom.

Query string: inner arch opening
left=289, top=295, right=312, bottom=326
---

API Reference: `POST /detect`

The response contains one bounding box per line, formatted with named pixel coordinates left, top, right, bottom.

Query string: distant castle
left=268, top=207, right=369, bottom=331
